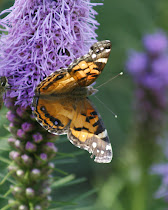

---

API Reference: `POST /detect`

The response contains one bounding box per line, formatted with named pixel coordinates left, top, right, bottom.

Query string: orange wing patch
left=70, top=61, right=100, bottom=86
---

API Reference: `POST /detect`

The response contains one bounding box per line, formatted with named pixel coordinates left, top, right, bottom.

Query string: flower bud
left=25, top=142, right=37, bottom=152
left=26, top=188, right=35, bottom=198
left=21, top=154, right=33, bottom=166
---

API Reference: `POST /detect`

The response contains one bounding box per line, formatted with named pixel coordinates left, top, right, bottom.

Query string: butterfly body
left=32, top=40, right=113, bottom=163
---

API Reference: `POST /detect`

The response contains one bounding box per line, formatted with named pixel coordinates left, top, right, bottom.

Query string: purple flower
left=9, top=151, right=20, bottom=160
left=26, top=188, right=35, bottom=197
left=22, top=122, right=33, bottom=132
left=16, top=107, right=25, bottom=117
left=0, top=0, right=101, bottom=107
left=17, top=129, right=25, bottom=138
left=143, top=31, right=168, bottom=55
left=126, top=51, right=147, bottom=76
left=31, top=169, right=41, bottom=178
left=25, top=142, right=37, bottom=152
left=152, top=55, right=168, bottom=83
left=40, top=153, right=47, bottom=161
left=32, top=132, right=43, bottom=143
left=6, top=111, right=16, bottom=122
left=5, top=99, right=14, bottom=109
left=46, top=142, right=57, bottom=153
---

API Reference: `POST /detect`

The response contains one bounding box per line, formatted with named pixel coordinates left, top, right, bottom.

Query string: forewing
left=35, top=69, right=79, bottom=96
left=34, top=40, right=111, bottom=96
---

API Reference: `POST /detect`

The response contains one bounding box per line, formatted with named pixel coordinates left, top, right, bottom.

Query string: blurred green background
left=0, top=0, right=167, bottom=209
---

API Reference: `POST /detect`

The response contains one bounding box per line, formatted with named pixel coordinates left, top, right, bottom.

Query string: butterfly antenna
left=94, top=95, right=117, bottom=118
left=96, top=72, right=123, bottom=89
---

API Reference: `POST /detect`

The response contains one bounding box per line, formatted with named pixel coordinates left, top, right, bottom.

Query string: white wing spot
left=92, top=142, right=97, bottom=148
left=98, top=130, right=107, bottom=139
left=105, top=49, right=111, bottom=53
left=106, top=144, right=111, bottom=151
left=92, top=54, right=96, bottom=59
left=96, top=58, right=108, bottom=63
left=101, top=150, right=104, bottom=155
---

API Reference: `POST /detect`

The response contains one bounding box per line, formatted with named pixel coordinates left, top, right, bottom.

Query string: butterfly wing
left=32, top=95, right=112, bottom=163
left=32, top=95, right=75, bottom=135
left=34, top=68, right=79, bottom=96
left=35, top=40, right=111, bottom=96
left=68, top=97, right=112, bottom=163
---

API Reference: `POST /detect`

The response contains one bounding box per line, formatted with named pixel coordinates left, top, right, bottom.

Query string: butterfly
left=32, top=40, right=113, bottom=163
left=0, top=76, right=8, bottom=110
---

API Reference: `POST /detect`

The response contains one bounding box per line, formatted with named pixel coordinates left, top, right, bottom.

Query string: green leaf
left=54, top=159, right=77, bottom=165
left=49, top=200, right=77, bottom=208
left=0, top=157, right=11, bottom=165
left=73, top=188, right=97, bottom=202
left=0, top=172, right=15, bottom=185
left=52, top=174, right=75, bottom=189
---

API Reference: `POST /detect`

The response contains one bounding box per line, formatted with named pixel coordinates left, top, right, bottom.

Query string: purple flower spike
left=0, top=0, right=101, bottom=107
left=143, top=31, right=168, bottom=55
left=126, top=30, right=168, bottom=126
left=22, top=122, right=33, bottom=132
left=33, top=133, right=43, bottom=143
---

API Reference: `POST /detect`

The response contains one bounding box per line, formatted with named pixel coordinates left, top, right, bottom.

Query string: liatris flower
left=126, top=30, right=168, bottom=133
left=123, top=31, right=168, bottom=210
left=0, top=0, right=101, bottom=107
left=7, top=99, right=57, bottom=209
left=0, top=0, right=101, bottom=209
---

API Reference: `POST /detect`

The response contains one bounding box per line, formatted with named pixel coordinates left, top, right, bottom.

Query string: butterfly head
left=87, top=86, right=98, bottom=96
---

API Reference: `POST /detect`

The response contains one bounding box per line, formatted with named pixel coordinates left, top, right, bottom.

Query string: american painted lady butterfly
left=32, top=40, right=112, bottom=163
